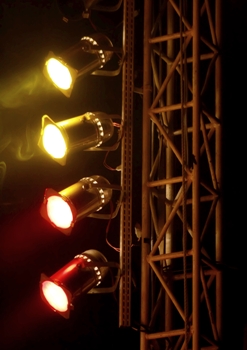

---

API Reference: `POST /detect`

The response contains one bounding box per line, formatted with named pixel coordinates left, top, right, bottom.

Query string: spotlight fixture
left=43, top=33, right=113, bottom=97
left=56, top=0, right=123, bottom=22
left=56, top=0, right=101, bottom=22
left=38, top=112, right=114, bottom=165
left=40, top=175, right=112, bottom=235
left=40, top=249, right=109, bottom=318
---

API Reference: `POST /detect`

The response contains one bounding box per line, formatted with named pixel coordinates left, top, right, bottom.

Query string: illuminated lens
left=42, top=281, right=68, bottom=312
left=47, top=196, right=73, bottom=229
left=43, top=124, right=67, bottom=159
left=46, top=58, right=72, bottom=90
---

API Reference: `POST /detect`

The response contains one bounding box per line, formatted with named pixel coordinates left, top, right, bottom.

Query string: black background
left=0, top=0, right=246, bottom=349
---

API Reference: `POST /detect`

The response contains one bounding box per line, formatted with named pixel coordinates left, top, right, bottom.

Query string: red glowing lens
left=47, top=195, right=73, bottom=229
left=42, top=281, right=68, bottom=312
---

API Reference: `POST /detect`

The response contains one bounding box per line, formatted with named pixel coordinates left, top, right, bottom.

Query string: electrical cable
left=55, top=0, right=123, bottom=23
left=105, top=199, right=120, bottom=252
left=93, top=0, right=123, bottom=13
left=55, top=0, right=86, bottom=22
left=103, top=121, right=123, bottom=171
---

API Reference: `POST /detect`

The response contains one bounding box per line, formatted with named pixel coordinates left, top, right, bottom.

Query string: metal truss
left=141, top=1, right=222, bottom=349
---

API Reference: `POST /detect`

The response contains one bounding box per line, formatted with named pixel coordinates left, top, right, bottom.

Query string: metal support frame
left=119, top=0, right=135, bottom=327
left=141, top=1, right=222, bottom=349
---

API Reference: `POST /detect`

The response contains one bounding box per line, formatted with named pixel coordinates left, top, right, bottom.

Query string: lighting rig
left=38, top=112, right=115, bottom=165
left=40, top=249, right=120, bottom=319
left=43, top=33, right=123, bottom=97
left=37, top=2, right=124, bottom=317
left=40, top=175, right=113, bottom=235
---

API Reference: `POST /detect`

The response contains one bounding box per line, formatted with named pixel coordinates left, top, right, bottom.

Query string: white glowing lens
left=42, top=281, right=68, bottom=312
left=47, top=195, right=73, bottom=229
left=43, top=124, right=67, bottom=159
left=46, top=58, right=72, bottom=90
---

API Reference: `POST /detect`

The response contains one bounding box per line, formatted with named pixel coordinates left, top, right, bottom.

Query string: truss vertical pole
left=165, top=1, right=176, bottom=334
left=140, top=0, right=152, bottom=348
left=215, top=0, right=223, bottom=341
left=192, top=1, right=200, bottom=349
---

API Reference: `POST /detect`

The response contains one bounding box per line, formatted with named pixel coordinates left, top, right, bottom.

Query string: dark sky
left=0, top=0, right=246, bottom=349
left=220, top=1, right=247, bottom=348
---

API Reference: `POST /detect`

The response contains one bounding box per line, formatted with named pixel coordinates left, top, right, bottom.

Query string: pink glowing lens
left=42, top=281, right=68, bottom=312
left=47, top=195, right=73, bottom=229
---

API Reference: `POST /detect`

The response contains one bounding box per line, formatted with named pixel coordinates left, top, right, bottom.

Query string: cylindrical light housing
left=38, top=112, right=114, bottom=165
left=40, top=175, right=112, bottom=235
left=43, top=33, right=113, bottom=97
left=40, top=249, right=109, bottom=318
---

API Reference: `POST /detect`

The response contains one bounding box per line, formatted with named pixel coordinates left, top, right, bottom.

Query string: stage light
left=40, top=249, right=109, bottom=318
left=38, top=112, right=114, bottom=165
left=56, top=0, right=102, bottom=22
left=40, top=175, right=113, bottom=235
left=56, top=0, right=123, bottom=23
left=43, top=33, right=113, bottom=97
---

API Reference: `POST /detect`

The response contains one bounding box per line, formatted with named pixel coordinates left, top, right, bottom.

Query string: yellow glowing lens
left=43, top=124, right=67, bottom=159
left=47, top=195, right=73, bottom=229
left=46, top=58, right=72, bottom=90
left=42, top=281, right=68, bottom=312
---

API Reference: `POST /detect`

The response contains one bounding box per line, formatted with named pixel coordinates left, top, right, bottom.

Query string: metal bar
left=151, top=100, right=193, bottom=114
left=215, top=0, right=223, bottom=341
left=185, top=194, right=217, bottom=205
left=168, top=0, right=192, bottom=30
left=150, top=181, right=191, bottom=256
left=202, top=109, right=220, bottom=124
left=201, top=258, right=220, bottom=272
left=174, top=274, right=216, bottom=350
left=200, top=114, right=218, bottom=189
left=200, top=268, right=219, bottom=341
left=147, top=176, right=184, bottom=187
left=149, top=192, right=161, bottom=245
left=151, top=34, right=192, bottom=109
left=149, top=260, right=185, bottom=321
left=173, top=122, right=219, bottom=135
left=148, top=250, right=193, bottom=262
left=148, top=286, right=164, bottom=331
left=174, top=270, right=217, bottom=281
left=165, top=15, right=176, bottom=301
left=150, top=112, right=187, bottom=168
left=153, top=47, right=215, bottom=64
left=199, top=128, right=216, bottom=156
left=200, top=35, right=218, bottom=53
left=140, top=0, right=152, bottom=347
left=149, top=30, right=192, bottom=43
left=200, top=181, right=218, bottom=196
left=149, top=143, right=162, bottom=180
left=146, top=328, right=188, bottom=339
left=150, top=51, right=167, bottom=124
left=182, top=52, right=215, bottom=63
left=176, top=207, right=212, bottom=261
left=119, top=0, right=134, bottom=327
left=151, top=192, right=215, bottom=206
left=200, top=198, right=218, bottom=242
left=192, top=0, right=201, bottom=348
